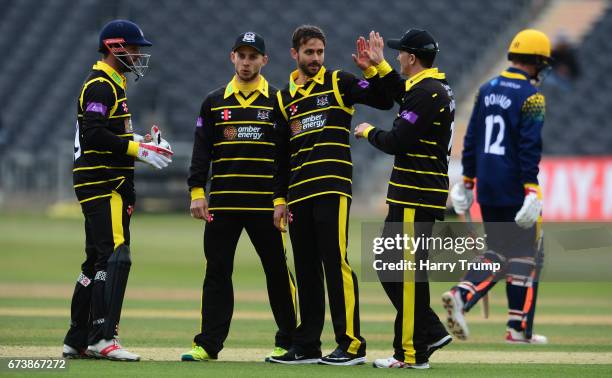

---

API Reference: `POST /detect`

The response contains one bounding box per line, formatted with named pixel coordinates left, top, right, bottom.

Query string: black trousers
left=193, top=212, right=297, bottom=357
left=377, top=205, right=447, bottom=364
left=288, top=194, right=365, bottom=354
left=64, top=190, right=133, bottom=348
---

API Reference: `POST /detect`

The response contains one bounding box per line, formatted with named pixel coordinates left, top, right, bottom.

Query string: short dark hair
left=414, top=51, right=436, bottom=68
left=292, top=25, right=326, bottom=51
left=508, top=52, right=541, bottom=65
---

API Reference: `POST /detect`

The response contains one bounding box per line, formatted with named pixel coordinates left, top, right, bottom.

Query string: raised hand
left=367, top=31, right=385, bottom=65
left=352, top=36, right=372, bottom=70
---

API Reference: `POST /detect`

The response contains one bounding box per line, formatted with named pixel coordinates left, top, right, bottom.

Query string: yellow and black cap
left=387, top=29, right=439, bottom=54
left=232, top=31, right=266, bottom=54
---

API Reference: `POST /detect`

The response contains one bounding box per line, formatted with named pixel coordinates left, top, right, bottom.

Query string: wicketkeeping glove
left=514, top=185, right=542, bottom=229
left=450, top=177, right=475, bottom=215
left=136, top=143, right=173, bottom=169
left=151, top=125, right=172, bottom=151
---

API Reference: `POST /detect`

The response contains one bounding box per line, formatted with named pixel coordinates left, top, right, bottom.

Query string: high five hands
left=352, top=31, right=386, bottom=70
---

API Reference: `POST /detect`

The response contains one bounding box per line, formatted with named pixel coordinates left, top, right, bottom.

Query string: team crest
left=223, top=126, right=238, bottom=140
left=243, top=32, right=256, bottom=42
left=257, top=109, right=270, bottom=120
left=290, top=119, right=302, bottom=136
left=221, top=109, right=232, bottom=121
left=316, top=95, right=329, bottom=107
left=289, top=104, right=298, bottom=116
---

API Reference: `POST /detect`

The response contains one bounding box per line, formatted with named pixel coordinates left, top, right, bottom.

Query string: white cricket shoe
left=62, top=344, right=89, bottom=359
left=505, top=328, right=548, bottom=344
left=442, top=289, right=469, bottom=340
left=87, top=338, right=140, bottom=361
left=372, top=357, right=429, bottom=369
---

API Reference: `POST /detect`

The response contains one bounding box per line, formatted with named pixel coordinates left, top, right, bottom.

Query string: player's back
left=463, top=67, right=543, bottom=206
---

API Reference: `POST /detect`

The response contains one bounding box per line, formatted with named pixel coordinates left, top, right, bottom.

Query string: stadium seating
left=0, top=0, right=530, bottom=144
left=0, top=0, right=533, bottom=207
left=541, top=6, right=612, bottom=155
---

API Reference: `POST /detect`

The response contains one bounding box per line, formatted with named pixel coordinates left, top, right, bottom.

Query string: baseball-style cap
left=387, top=29, right=439, bottom=53
left=232, top=31, right=266, bottom=54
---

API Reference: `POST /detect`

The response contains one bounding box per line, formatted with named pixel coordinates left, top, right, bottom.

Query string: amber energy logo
left=291, top=113, right=326, bottom=136
left=224, top=125, right=264, bottom=140
left=290, top=119, right=302, bottom=136
left=223, top=126, right=238, bottom=140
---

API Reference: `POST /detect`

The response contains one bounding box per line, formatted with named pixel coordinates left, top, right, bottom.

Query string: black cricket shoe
left=268, top=347, right=322, bottom=364
left=319, top=347, right=366, bottom=366
left=427, top=334, right=452, bottom=359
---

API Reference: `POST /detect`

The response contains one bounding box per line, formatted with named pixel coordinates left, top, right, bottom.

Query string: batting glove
left=515, top=185, right=542, bottom=229
left=450, top=178, right=474, bottom=215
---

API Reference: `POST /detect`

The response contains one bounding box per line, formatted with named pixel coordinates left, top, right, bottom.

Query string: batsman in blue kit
left=443, top=29, right=550, bottom=344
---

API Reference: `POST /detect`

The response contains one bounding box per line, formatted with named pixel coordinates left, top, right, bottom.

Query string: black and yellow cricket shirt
left=74, top=61, right=139, bottom=204
left=363, top=61, right=455, bottom=219
left=273, top=66, right=393, bottom=206
left=188, top=75, right=279, bottom=211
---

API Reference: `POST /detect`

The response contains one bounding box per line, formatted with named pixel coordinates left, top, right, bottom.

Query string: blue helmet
left=98, top=19, right=152, bottom=79
left=98, top=19, right=152, bottom=52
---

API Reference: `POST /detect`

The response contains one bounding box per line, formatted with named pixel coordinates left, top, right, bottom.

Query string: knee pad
left=506, top=257, right=535, bottom=288
left=460, top=250, right=506, bottom=311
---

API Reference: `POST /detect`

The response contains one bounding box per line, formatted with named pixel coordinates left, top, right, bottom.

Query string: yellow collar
left=289, top=66, right=326, bottom=97
left=500, top=70, right=528, bottom=81
left=93, top=61, right=126, bottom=90
left=224, top=75, right=269, bottom=99
left=405, top=67, right=445, bottom=92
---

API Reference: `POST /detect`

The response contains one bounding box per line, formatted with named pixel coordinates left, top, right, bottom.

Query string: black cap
left=387, top=29, right=439, bottom=53
left=232, top=32, right=266, bottom=54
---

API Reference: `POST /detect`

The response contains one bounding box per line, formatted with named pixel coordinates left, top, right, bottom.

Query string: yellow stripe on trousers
left=402, top=208, right=417, bottom=363
left=282, top=231, right=298, bottom=320
left=338, top=195, right=361, bottom=354
left=109, top=191, right=125, bottom=250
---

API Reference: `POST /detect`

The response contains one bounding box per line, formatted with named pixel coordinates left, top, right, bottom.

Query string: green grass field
left=1, top=213, right=611, bottom=377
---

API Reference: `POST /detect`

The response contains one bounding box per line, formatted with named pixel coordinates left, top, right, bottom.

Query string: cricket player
left=269, top=25, right=393, bottom=365
left=63, top=19, right=173, bottom=361
left=443, top=29, right=550, bottom=344
left=181, top=32, right=297, bottom=362
left=354, top=29, right=454, bottom=369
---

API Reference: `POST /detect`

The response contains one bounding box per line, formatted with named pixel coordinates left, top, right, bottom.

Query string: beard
left=236, top=69, right=258, bottom=82
left=298, top=60, right=321, bottom=77
left=116, top=56, right=132, bottom=72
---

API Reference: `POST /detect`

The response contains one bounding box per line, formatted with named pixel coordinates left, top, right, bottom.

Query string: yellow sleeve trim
left=126, top=141, right=139, bottom=157
left=375, top=60, right=393, bottom=78
left=362, top=66, right=378, bottom=79
left=273, top=198, right=287, bottom=206
left=363, top=125, right=375, bottom=138
left=191, top=187, right=206, bottom=201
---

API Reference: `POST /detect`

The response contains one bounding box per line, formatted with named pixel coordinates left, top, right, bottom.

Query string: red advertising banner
left=469, top=157, right=612, bottom=221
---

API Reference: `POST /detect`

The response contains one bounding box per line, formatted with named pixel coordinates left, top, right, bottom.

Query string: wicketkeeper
left=63, top=19, right=173, bottom=361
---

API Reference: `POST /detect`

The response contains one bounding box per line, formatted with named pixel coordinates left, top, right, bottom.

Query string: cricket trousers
left=457, top=205, right=543, bottom=337
left=193, top=212, right=297, bottom=357
left=288, top=194, right=365, bottom=355
left=377, top=205, right=448, bottom=364
left=64, top=189, right=133, bottom=348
